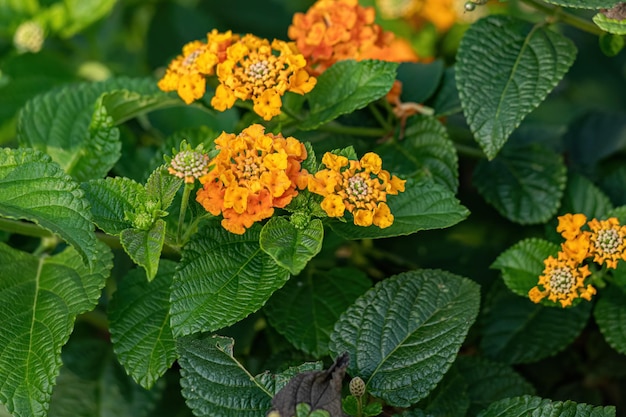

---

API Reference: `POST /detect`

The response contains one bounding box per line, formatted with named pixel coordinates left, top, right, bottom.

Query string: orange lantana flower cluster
left=308, top=152, right=405, bottom=228
left=376, top=0, right=485, bottom=33
left=529, top=213, right=626, bottom=307
left=287, top=0, right=400, bottom=75
left=196, top=124, right=309, bottom=234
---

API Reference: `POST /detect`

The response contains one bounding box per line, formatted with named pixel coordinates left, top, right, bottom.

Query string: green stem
left=317, top=122, right=388, bottom=137
left=368, top=103, right=393, bottom=131
left=454, top=143, right=485, bottom=159
left=520, top=0, right=604, bottom=36
left=177, top=183, right=194, bottom=244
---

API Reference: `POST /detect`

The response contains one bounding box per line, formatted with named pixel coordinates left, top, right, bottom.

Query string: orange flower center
left=234, top=151, right=264, bottom=182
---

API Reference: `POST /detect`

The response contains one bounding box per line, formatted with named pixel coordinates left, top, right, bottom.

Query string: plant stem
left=282, top=105, right=304, bottom=122
left=454, top=143, right=485, bottom=159
left=368, top=103, right=393, bottom=131
left=177, top=182, right=193, bottom=244
left=317, top=122, right=388, bottom=137
left=520, top=0, right=604, bottom=36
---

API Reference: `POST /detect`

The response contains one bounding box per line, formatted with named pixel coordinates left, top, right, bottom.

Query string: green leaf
left=301, top=60, right=398, bottom=130
left=415, top=365, right=470, bottom=417
left=264, top=267, right=372, bottom=357
left=98, top=89, right=182, bottom=125
left=170, top=221, right=290, bottom=336
left=594, top=285, right=626, bottom=356
left=257, top=362, right=324, bottom=395
left=120, top=219, right=166, bottom=282
left=108, top=260, right=177, bottom=389
left=81, top=177, right=146, bottom=235
left=454, top=356, right=535, bottom=416
left=0, top=148, right=98, bottom=266
left=476, top=395, right=615, bottom=417
left=432, top=67, right=462, bottom=117
left=396, top=60, right=445, bottom=104
left=17, top=77, right=163, bottom=181
left=561, top=175, right=613, bottom=219
left=177, top=335, right=272, bottom=417
left=329, top=177, right=469, bottom=240
left=375, top=115, right=459, bottom=191
left=599, top=32, right=625, bottom=56
left=480, top=288, right=591, bottom=364
left=342, top=396, right=358, bottom=417
left=491, top=238, right=558, bottom=298
left=48, top=0, right=117, bottom=38
left=456, top=16, right=577, bottom=159
left=594, top=12, right=626, bottom=34
left=473, top=141, right=567, bottom=224
left=47, top=327, right=163, bottom=417
left=0, top=241, right=113, bottom=417
left=329, top=269, right=480, bottom=407
left=260, top=217, right=324, bottom=275
left=542, top=0, right=621, bottom=8
left=145, top=165, right=183, bottom=212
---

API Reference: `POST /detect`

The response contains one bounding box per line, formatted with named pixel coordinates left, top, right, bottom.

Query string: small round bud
left=290, top=212, right=310, bottom=230
left=13, top=21, right=45, bottom=53
left=168, top=148, right=210, bottom=183
left=349, top=376, right=366, bottom=398
left=464, top=1, right=476, bottom=12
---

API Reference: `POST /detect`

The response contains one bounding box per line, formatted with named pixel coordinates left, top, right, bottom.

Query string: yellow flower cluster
left=308, top=152, right=405, bottom=228
left=158, top=31, right=316, bottom=120
left=211, top=34, right=317, bottom=120
left=529, top=213, right=626, bottom=307
left=195, top=124, right=309, bottom=234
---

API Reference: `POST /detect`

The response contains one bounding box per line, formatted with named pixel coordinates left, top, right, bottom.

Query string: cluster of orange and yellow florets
left=529, top=213, right=626, bottom=307
left=308, top=152, right=405, bottom=228
left=158, top=30, right=316, bottom=120
left=376, top=0, right=485, bottom=33
left=195, top=124, right=309, bottom=234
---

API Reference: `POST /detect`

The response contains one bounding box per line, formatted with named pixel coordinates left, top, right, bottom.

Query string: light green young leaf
left=456, top=16, right=577, bottom=159
left=264, top=267, right=371, bottom=357
left=260, top=217, right=324, bottom=275
left=491, top=238, right=558, bottom=298
left=593, top=12, right=626, bottom=35
left=329, top=177, right=469, bottom=240
left=481, top=288, right=591, bottom=364
left=0, top=148, right=98, bottom=266
left=48, top=0, right=117, bottom=38
left=98, top=89, right=182, bottom=125
left=47, top=328, right=164, bottom=417
left=473, top=142, right=567, bottom=224
left=81, top=177, right=146, bottom=235
left=177, top=335, right=272, bottom=417
left=108, top=260, right=177, bottom=389
left=301, top=60, right=398, bottom=130
left=120, top=219, right=166, bottom=282
left=145, top=165, right=183, bottom=211
left=476, top=395, right=615, bottom=417
left=375, top=115, right=459, bottom=191
left=542, top=0, right=620, bottom=8
left=594, top=285, right=626, bottom=356
left=329, top=269, right=480, bottom=407
left=170, top=220, right=290, bottom=336
left=0, top=241, right=113, bottom=417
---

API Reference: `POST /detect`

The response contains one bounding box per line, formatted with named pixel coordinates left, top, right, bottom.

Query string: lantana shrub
left=1, top=0, right=626, bottom=416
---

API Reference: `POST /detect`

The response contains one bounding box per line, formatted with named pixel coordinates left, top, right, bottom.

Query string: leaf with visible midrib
left=329, top=269, right=480, bottom=407
left=476, top=395, right=615, bottom=417
left=543, top=0, right=620, bottom=8
left=456, top=15, right=577, bottom=159
left=0, top=148, right=98, bottom=266
left=0, top=241, right=113, bottom=417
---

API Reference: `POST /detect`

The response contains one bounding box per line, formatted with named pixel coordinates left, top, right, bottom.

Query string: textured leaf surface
left=177, top=335, right=272, bottom=417
left=170, top=221, right=290, bottom=336
left=329, top=177, right=469, bottom=240
left=481, top=289, right=591, bottom=364
left=0, top=148, right=98, bottom=266
left=0, top=241, right=112, bottom=417
left=108, top=260, right=177, bottom=389
left=594, top=285, right=626, bottom=356
left=455, top=356, right=535, bottom=416
left=145, top=165, right=183, bottom=212
left=301, top=60, right=398, bottom=130
left=456, top=16, right=577, bottom=159
left=593, top=12, right=626, bottom=35
left=264, top=267, right=371, bottom=357
left=476, top=395, right=615, bottom=417
left=260, top=217, right=324, bottom=275
left=415, top=366, right=470, bottom=417
left=81, top=177, right=145, bottom=235
left=47, top=328, right=163, bottom=417
left=375, top=115, right=459, bottom=191
left=120, top=219, right=166, bottom=282
left=473, top=142, right=567, bottom=224
left=17, top=78, right=164, bottom=181
left=492, top=238, right=558, bottom=297
left=329, top=269, right=480, bottom=407
left=561, top=175, right=613, bottom=219
left=543, top=0, right=620, bottom=8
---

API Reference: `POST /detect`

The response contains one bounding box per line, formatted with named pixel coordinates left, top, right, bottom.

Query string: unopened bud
left=349, top=376, right=366, bottom=398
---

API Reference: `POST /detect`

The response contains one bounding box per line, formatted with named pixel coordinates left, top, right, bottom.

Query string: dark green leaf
left=170, top=221, right=290, bottom=336
left=542, top=0, right=621, bottom=8
left=120, top=219, right=166, bottom=282
left=301, top=60, right=398, bottom=130
left=108, top=261, right=177, bottom=389
left=432, top=67, right=462, bottom=117
left=473, top=142, right=567, bottom=224
left=476, top=395, right=615, bottom=417
left=177, top=335, right=272, bottom=417
left=415, top=365, right=470, bottom=417
left=594, top=285, right=626, bottom=356
left=260, top=217, right=324, bottom=275
left=329, top=269, right=480, bottom=407
left=456, top=16, right=577, bottom=159
left=396, top=60, right=445, bottom=104
left=599, top=32, right=625, bottom=56
left=329, top=177, right=469, bottom=240
left=561, top=174, right=613, bottom=219
left=0, top=241, right=113, bottom=417
left=0, top=148, right=98, bottom=266
left=264, top=267, right=371, bottom=357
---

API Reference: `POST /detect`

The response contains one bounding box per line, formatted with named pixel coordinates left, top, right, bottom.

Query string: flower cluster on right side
left=529, top=213, right=626, bottom=307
